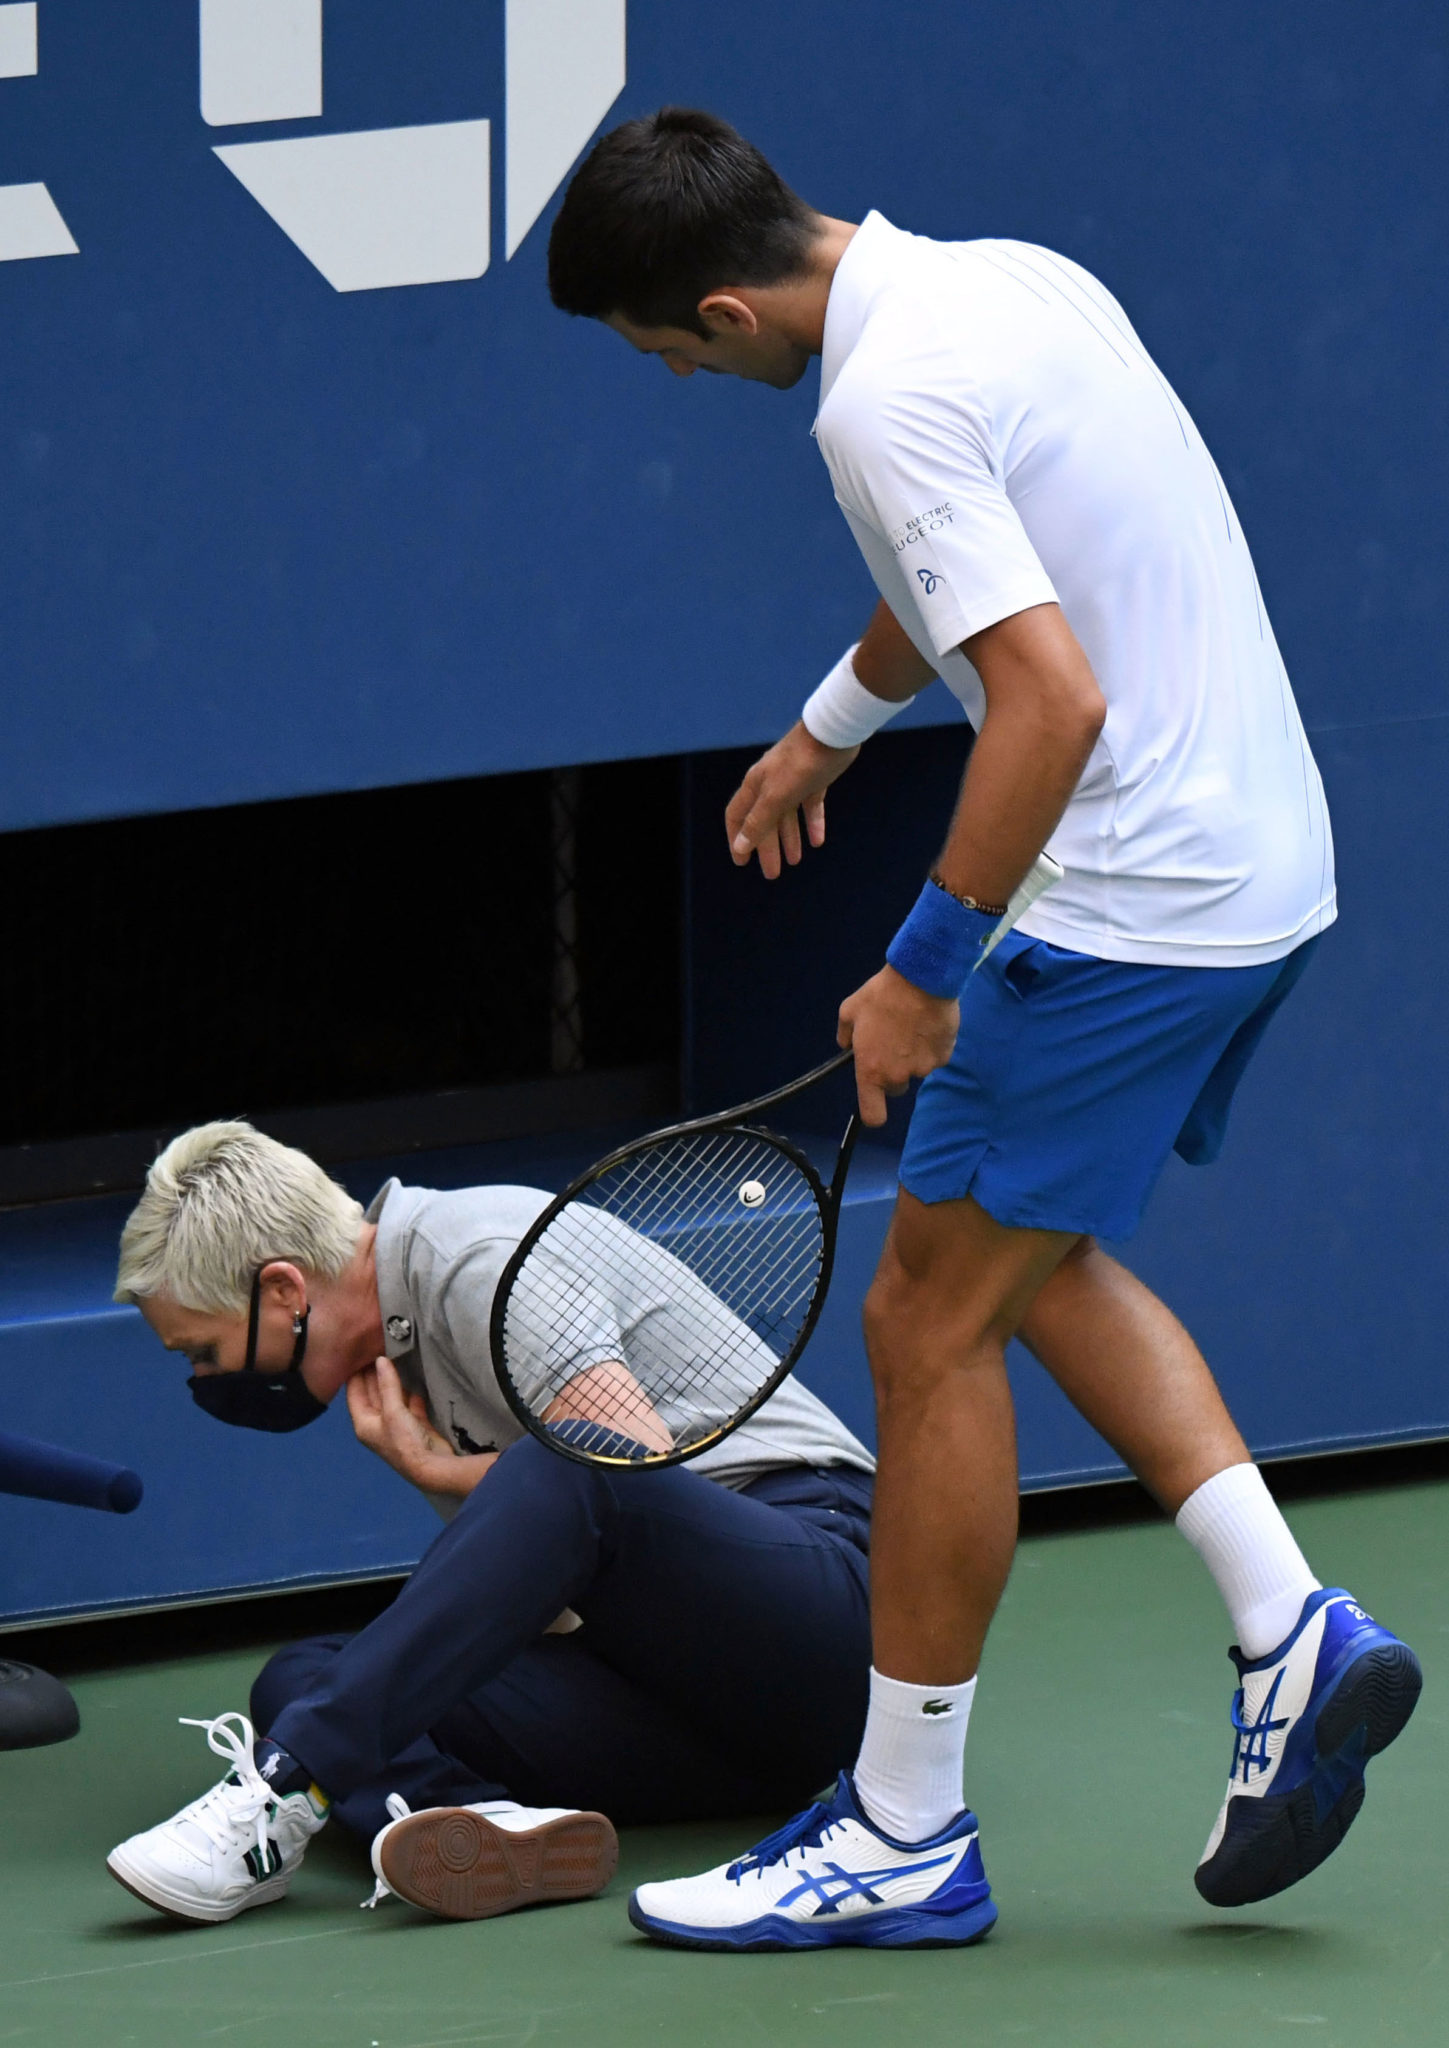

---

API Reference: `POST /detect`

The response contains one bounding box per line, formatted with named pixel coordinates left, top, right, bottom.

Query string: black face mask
left=188, top=1270, right=328, bottom=1433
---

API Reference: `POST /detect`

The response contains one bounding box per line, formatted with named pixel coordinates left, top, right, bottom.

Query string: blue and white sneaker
left=1196, top=1587, right=1421, bottom=1908
left=629, top=1772, right=996, bottom=1951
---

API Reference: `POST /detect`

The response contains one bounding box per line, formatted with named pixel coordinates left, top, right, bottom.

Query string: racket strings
left=499, top=1127, right=827, bottom=1460
left=605, top=1136, right=821, bottom=1323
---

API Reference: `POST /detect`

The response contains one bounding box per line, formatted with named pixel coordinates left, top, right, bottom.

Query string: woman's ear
left=258, top=1260, right=308, bottom=1317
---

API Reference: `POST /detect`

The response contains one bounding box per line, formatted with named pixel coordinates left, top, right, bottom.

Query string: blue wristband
left=886, top=882, right=999, bottom=997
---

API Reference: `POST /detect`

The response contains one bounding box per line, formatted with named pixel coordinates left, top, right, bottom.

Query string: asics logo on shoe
left=629, top=1773, right=998, bottom=1951
left=1196, top=1588, right=1423, bottom=1911
left=1231, top=1670, right=1290, bottom=1782
left=776, top=1853, right=956, bottom=1916
left=921, top=1699, right=953, bottom=1715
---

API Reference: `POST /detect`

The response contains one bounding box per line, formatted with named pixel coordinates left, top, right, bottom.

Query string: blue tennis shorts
left=898, top=931, right=1322, bottom=1241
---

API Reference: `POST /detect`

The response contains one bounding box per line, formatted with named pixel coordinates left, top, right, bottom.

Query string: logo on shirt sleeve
left=890, top=502, right=955, bottom=553
left=916, top=569, right=942, bottom=595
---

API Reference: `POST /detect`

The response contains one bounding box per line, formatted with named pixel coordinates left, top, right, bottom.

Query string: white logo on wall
left=0, top=2, right=79, bottom=263
left=0, top=0, right=626, bottom=289
left=206, top=0, right=625, bottom=291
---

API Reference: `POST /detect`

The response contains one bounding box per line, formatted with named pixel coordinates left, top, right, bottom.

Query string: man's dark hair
left=548, top=108, right=816, bottom=336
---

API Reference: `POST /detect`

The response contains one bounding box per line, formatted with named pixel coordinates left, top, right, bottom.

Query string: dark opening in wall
left=0, top=756, right=682, bottom=1201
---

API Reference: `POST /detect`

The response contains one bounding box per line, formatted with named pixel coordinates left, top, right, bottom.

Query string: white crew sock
left=852, top=1667, right=975, bottom=1842
left=1176, top=1462, right=1321, bottom=1660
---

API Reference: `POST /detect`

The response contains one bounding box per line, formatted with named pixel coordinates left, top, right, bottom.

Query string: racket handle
left=0, top=1432, right=144, bottom=1514
left=979, top=851, right=1064, bottom=964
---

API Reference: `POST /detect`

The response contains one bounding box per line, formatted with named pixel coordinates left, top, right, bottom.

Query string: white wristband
left=800, top=644, right=906, bottom=750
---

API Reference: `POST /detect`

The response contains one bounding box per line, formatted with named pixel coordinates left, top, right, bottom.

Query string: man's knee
left=862, top=1239, right=995, bottom=1393
left=862, top=1199, right=1081, bottom=1386
left=861, top=1246, right=918, bottom=1360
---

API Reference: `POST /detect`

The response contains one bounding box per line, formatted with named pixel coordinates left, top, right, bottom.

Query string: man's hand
left=346, top=1358, right=496, bottom=1498
left=838, top=965, right=959, bottom=1127
left=725, top=723, right=858, bottom=878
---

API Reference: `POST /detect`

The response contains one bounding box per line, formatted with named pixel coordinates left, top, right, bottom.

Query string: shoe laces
left=1228, top=1672, right=1290, bottom=1783
left=727, top=1800, right=841, bottom=1885
left=360, top=1792, right=413, bottom=1911
left=173, top=1712, right=277, bottom=1870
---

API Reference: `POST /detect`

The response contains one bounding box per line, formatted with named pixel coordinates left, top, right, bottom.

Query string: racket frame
left=488, top=1052, right=858, bottom=1471
left=488, top=849, right=1063, bottom=1471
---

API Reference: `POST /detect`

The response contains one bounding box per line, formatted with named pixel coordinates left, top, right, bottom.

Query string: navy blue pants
left=253, top=1438, right=873, bottom=1842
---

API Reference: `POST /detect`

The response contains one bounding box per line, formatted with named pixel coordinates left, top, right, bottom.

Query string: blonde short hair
left=115, top=1121, right=365, bottom=1314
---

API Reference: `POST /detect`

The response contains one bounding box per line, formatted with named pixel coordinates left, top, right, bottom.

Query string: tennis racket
left=489, top=851, right=1063, bottom=1470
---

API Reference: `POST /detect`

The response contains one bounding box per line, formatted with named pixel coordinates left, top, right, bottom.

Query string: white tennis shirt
left=815, top=212, right=1336, bottom=967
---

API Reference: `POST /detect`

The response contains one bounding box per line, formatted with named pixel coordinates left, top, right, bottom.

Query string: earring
left=292, top=1314, right=304, bottom=1335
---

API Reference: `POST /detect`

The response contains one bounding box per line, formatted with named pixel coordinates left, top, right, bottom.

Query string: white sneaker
left=629, top=1772, right=996, bottom=1951
left=107, top=1712, right=328, bottom=1924
left=1195, top=1587, right=1422, bottom=1907
left=364, top=1794, right=618, bottom=1920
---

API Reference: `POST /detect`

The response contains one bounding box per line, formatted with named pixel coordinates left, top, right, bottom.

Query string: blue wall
left=1, top=1, right=1443, bottom=827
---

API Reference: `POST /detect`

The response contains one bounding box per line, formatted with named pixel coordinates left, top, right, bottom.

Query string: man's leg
left=1019, top=1237, right=1247, bottom=1510
left=1019, top=1238, right=1321, bottom=1659
left=846, top=1190, right=1074, bottom=1844
left=863, top=1191, right=1076, bottom=1682
left=624, top=1218, right=1044, bottom=1948
left=1017, top=1235, right=1420, bottom=1908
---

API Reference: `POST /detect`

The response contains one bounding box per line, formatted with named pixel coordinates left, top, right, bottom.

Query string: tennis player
left=104, top=1121, right=874, bottom=1925
left=547, top=108, right=1421, bottom=1947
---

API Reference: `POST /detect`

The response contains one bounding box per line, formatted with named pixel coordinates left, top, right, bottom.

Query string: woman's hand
left=346, top=1357, right=496, bottom=1498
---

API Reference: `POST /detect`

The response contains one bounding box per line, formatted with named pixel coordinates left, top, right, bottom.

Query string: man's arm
left=839, top=603, right=1105, bottom=1126
left=850, top=598, right=938, bottom=701
left=934, top=603, right=1104, bottom=905
left=725, top=600, right=934, bottom=879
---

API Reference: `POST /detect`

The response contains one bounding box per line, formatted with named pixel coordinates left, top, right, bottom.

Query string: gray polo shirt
left=368, top=1179, right=875, bottom=1491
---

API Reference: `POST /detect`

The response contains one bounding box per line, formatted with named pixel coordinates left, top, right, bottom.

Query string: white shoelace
left=175, top=1712, right=277, bottom=1875
left=361, top=1793, right=413, bottom=1910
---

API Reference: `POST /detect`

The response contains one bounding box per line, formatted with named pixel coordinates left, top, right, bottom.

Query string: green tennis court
left=3, top=1467, right=1440, bottom=2048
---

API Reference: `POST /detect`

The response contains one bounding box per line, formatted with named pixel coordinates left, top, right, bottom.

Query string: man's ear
left=697, top=291, right=760, bottom=338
